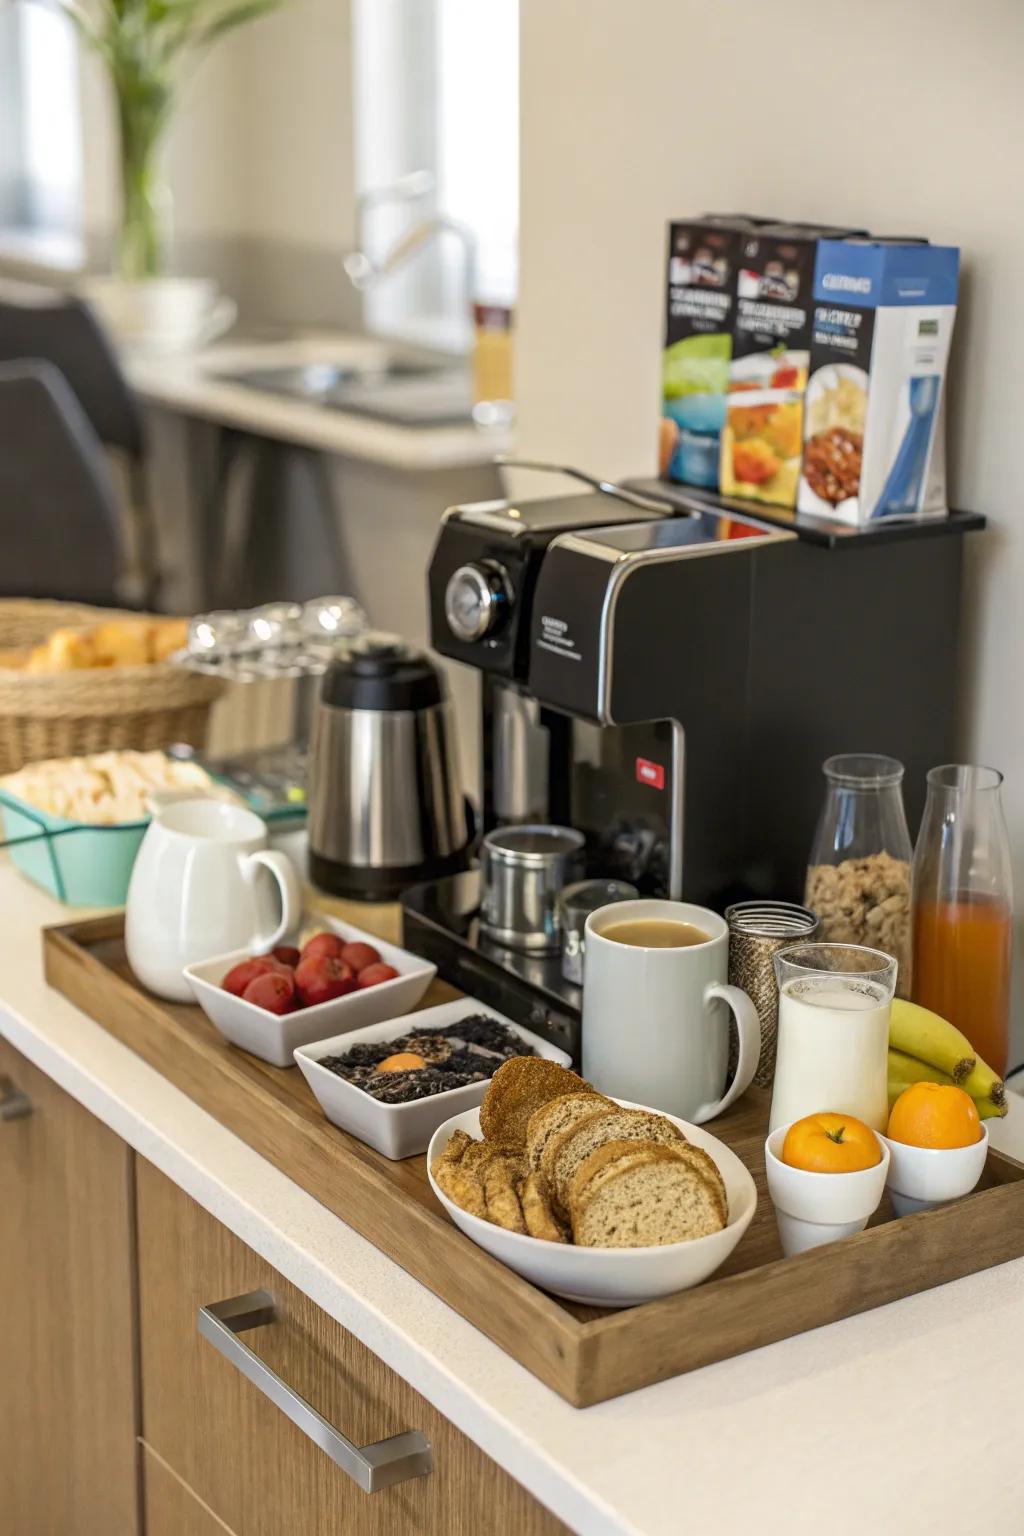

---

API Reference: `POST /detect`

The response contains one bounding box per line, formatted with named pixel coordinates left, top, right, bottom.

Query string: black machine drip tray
left=400, top=871, right=582, bottom=1063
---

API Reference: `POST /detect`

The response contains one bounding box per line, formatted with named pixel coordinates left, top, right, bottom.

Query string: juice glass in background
left=911, top=765, right=1013, bottom=1076
left=769, top=943, right=898, bottom=1133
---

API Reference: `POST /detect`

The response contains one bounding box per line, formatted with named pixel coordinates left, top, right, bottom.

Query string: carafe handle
left=242, top=849, right=302, bottom=952
left=692, top=983, right=761, bottom=1124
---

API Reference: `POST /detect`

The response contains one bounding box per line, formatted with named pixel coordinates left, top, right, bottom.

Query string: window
left=352, top=0, right=518, bottom=349
left=0, top=1, right=82, bottom=253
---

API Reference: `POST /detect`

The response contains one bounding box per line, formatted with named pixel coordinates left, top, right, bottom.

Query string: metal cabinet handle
left=0, top=1074, right=31, bottom=1121
left=198, top=1290, right=432, bottom=1493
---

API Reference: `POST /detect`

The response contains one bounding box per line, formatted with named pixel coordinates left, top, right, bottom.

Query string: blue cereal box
left=798, top=239, right=960, bottom=524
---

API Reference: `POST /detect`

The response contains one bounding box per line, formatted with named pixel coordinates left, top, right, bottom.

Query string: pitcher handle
left=691, top=982, right=761, bottom=1124
left=243, top=849, right=302, bottom=952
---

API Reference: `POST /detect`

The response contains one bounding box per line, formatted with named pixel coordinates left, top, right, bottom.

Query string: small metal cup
left=724, top=901, right=819, bottom=1087
left=479, top=824, right=585, bottom=953
left=558, top=879, right=639, bottom=984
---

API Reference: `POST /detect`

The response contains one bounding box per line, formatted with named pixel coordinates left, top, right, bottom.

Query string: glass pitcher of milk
left=768, top=943, right=898, bottom=1133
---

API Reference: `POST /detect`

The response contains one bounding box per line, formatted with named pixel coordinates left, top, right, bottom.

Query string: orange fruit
left=886, top=1082, right=981, bottom=1149
left=375, top=1052, right=427, bottom=1074
left=781, top=1112, right=881, bottom=1173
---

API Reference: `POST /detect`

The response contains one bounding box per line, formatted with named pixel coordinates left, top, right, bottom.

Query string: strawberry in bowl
left=183, top=922, right=436, bottom=1066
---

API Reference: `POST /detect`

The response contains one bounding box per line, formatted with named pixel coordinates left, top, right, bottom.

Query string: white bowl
left=295, top=999, right=572, bottom=1160
left=765, top=1124, right=890, bottom=1257
left=427, top=1101, right=757, bottom=1308
left=183, top=916, right=436, bottom=1067
left=880, top=1125, right=989, bottom=1217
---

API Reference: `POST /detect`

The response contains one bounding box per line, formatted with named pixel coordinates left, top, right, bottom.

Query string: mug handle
left=691, top=983, right=761, bottom=1124
left=242, top=850, right=302, bottom=952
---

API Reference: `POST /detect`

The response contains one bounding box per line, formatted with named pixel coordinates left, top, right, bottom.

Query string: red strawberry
left=222, top=956, right=278, bottom=997
left=299, top=932, right=346, bottom=965
left=271, top=945, right=301, bottom=968
left=242, top=970, right=296, bottom=1015
left=356, top=962, right=400, bottom=989
left=295, top=954, right=356, bottom=1008
left=340, top=941, right=381, bottom=974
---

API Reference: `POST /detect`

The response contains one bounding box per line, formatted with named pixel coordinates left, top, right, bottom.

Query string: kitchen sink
left=215, top=356, right=474, bottom=427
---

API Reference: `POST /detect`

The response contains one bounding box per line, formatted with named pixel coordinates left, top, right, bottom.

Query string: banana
left=887, top=1045, right=1008, bottom=1120
left=974, top=1094, right=1008, bottom=1121
left=888, top=998, right=975, bottom=1083
left=960, top=1053, right=1006, bottom=1107
left=887, top=1047, right=954, bottom=1108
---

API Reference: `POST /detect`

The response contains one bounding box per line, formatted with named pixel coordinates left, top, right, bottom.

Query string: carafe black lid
left=320, top=631, right=443, bottom=712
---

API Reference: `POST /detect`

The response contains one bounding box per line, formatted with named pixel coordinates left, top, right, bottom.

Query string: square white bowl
left=183, top=915, right=436, bottom=1067
left=427, top=1100, right=757, bottom=1307
left=294, top=999, right=572, bottom=1160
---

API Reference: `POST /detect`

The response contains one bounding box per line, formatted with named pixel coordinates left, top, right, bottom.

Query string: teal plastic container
left=0, top=787, right=307, bottom=908
left=0, top=790, right=148, bottom=907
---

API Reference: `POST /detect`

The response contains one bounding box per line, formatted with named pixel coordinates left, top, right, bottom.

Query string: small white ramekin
left=880, top=1124, right=989, bottom=1217
left=765, top=1123, right=890, bottom=1257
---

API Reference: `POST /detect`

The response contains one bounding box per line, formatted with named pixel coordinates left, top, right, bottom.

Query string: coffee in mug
left=582, top=899, right=761, bottom=1123
left=601, top=918, right=709, bottom=948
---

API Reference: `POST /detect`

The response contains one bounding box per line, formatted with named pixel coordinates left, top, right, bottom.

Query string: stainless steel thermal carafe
left=308, top=633, right=470, bottom=900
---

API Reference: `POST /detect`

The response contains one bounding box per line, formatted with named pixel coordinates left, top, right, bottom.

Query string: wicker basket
left=0, top=600, right=225, bottom=775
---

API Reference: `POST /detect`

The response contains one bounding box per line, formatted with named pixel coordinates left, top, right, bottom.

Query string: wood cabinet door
left=0, top=1037, right=140, bottom=1536
left=142, top=1444, right=239, bottom=1536
left=136, top=1158, right=567, bottom=1536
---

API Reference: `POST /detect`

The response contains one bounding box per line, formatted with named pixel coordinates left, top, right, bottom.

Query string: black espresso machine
left=402, top=477, right=982, bottom=1059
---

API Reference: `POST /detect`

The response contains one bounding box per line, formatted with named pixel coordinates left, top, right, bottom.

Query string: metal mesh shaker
left=724, top=902, right=819, bottom=1087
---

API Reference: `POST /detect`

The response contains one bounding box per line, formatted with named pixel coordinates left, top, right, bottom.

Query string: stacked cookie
left=431, top=1059, right=728, bottom=1249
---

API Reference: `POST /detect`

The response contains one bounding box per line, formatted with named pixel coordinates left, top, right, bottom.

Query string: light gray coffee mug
left=581, top=899, right=761, bottom=1123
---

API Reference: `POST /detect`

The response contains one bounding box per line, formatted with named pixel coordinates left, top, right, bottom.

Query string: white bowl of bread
left=428, top=1060, right=756, bottom=1307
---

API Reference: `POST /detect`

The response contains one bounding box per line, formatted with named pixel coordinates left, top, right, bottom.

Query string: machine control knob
left=444, top=562, right=509, bottom=643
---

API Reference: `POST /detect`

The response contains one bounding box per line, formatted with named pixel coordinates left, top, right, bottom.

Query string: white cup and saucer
left=79, top=275, right=237, bottom=354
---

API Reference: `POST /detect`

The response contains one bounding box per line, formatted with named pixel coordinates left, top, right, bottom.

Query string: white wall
left=80, top=0, right=355, bottom=254
left=517, top=0, right=1024, bottom=1053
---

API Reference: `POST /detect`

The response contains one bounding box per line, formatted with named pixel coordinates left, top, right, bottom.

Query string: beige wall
left=517, top=0, right=1024, bottom=1051
left=81, top=0, right=354, bottom=246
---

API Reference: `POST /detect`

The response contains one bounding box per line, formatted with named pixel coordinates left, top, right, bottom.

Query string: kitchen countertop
left=2, top=858, right=1023, bottom=1536
left=125, top=331, right=514, bottom=471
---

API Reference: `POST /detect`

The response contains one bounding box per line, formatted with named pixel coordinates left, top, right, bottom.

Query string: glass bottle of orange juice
left=911, top=765, right=1013, bottom=1074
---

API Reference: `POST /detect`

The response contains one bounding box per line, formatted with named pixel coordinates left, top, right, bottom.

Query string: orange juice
left=911, top=897, right=1012, bottom=1075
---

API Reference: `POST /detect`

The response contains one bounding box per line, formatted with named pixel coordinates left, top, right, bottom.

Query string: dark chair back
left=0, top=360, right=124, bottom=604
left=0, top=280, right=144, bottom=459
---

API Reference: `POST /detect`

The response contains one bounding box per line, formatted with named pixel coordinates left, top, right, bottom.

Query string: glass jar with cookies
left=804, top=754, right=913, bottom=997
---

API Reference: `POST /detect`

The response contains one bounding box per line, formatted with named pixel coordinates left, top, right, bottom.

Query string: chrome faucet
left=342, top=171, right=477, bottom=342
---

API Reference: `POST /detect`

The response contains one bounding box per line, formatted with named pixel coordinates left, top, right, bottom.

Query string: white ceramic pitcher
left=125, top=798, right=301, bottom=1001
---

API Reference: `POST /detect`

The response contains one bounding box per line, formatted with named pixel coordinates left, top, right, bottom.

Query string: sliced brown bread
left=526, top=1090, right=611, bottom=1176
left=431, top=1156, right=487, bottom=1220
left=571, top=1146, right=726, bottom=1249
left=438, top=1128, right=473, bottom=1168
left=569, top=1140, right=727, bottom=1229
left=549, top=1106, right=688, bottom=1217
left=479, top=1058, right=591, bottom=1148
left=671, top=1144, right=728, bottom=1222
left=482, top=1155, right=526, bottom=1233
left=566, top=1137, right=665, bottom=1212
left=461, top=1138, right=526, bottom=1183
left=518, top=1171, right=568, bottom=1243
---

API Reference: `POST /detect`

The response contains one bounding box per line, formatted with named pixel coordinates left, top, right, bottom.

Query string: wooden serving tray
left=44, top=913, right=1024, bottom=1408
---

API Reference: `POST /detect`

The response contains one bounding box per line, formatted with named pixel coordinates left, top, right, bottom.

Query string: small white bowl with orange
left=765, top=1112, right=890, bottom=1257
left=880, top=1082, right=988, bottom=1217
